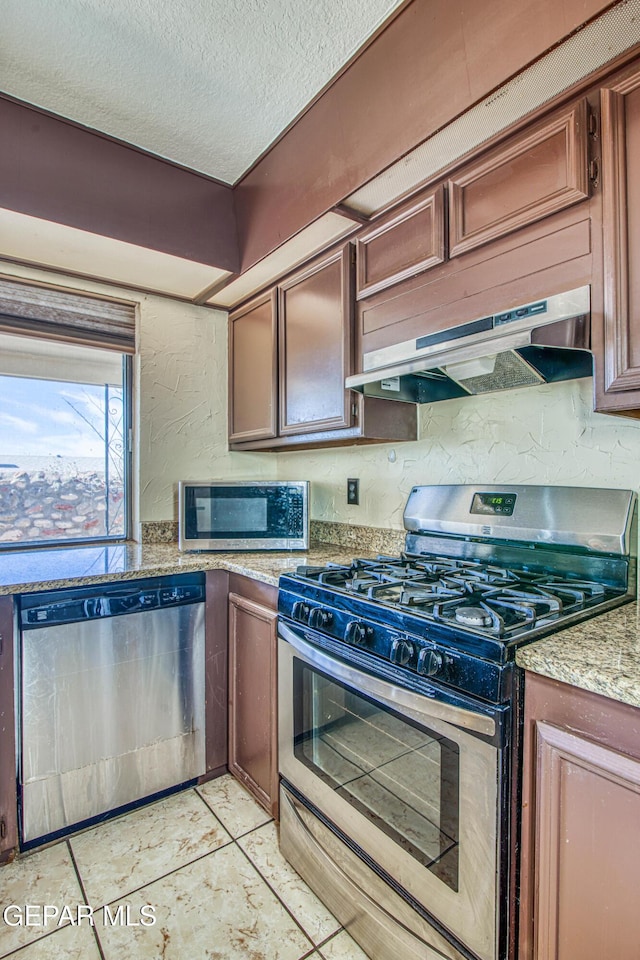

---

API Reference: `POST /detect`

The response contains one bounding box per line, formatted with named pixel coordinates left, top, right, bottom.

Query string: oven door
left=278, top=621, right=509, bottom=960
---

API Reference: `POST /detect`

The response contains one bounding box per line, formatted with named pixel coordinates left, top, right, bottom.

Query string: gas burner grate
left=292, top=553, right=623, bottom=640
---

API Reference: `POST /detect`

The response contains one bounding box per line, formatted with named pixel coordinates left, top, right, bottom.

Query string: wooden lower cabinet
left=227, top=575, right=279, bottom=818
left=519, top=672, right=640, bottom=960
left=0, top=596, right=17, bottom=861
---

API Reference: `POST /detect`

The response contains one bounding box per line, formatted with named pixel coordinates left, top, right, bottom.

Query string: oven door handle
left=279, top=621, right=498, bottom=739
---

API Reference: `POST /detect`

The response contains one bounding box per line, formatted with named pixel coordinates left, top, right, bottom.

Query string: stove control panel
left=417, top=648, right=444, bottom=677
left=345, top=621, right=373, bottom=646
left=278, top=581, right=511, bottom=703
left=390, top=637, right=414, bottom=666
left=309, top=608, right=333, bottom=629
left=470, top=491, right=517, bottom=516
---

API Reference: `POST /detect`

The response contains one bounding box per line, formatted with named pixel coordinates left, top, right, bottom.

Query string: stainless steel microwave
left=178, top=481, right=309, bottom=551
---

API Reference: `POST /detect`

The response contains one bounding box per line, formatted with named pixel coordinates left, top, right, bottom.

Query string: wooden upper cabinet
left=597, top=63, right=640, bottom=413
left=448, top=99, right=590, bottom=258
left=278, top=245, right=354, bottom=436
left=228, top=291, right=277, bottom=442
left=355, top=186, right=446, bottom=299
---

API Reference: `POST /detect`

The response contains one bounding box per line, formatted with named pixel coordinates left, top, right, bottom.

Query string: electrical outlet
left=347, top=478, right=359, bottom=505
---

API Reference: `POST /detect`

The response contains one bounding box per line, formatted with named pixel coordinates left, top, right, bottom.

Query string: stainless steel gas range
left=277, top=484, right=637, bottom=960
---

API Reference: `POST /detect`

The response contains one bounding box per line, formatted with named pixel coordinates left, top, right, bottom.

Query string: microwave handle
left=278, top=621, right=499, bottom=739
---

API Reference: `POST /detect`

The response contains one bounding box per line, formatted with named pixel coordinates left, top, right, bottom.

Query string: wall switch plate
left=347, top=478, right=359, bottom=505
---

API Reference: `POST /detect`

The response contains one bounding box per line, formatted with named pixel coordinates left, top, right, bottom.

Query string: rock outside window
left=0, top=279, right=134, bottom=549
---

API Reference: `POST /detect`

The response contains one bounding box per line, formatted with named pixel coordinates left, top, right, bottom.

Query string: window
left=0, top=279, right=134, bottom=549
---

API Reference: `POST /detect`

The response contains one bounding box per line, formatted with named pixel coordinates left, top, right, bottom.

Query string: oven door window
left=293, top=660, right=460, bottom=891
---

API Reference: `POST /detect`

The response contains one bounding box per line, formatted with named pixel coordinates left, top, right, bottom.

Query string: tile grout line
left=67, top=839, right=107, bottom=960
left=64, top=787, right=239, bottom=913
left=194, top=783, right=275, bottom=840
left=233, top=832, right=329, bottom=956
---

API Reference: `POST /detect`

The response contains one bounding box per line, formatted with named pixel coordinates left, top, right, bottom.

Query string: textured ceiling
left=1, top=0, right=405, bottom=185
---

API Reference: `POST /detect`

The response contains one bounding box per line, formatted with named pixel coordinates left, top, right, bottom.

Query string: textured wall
left=136, top=293, right=274, bottom=521
left=0, top=264, right=277, bottom=525
left=276, top=378, right=640, bottom=530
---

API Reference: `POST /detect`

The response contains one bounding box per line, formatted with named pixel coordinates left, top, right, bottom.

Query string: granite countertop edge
left=516, top=598, right=640, bottom=711
left=2, top=541, right=640, bottom=711
left=0, top=541, right=377, bottom=595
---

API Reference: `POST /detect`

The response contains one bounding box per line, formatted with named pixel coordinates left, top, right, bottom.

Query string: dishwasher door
left=19, top=576, right=206, bottom=846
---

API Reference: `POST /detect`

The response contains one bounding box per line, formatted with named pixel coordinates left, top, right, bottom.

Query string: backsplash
left=277, top=377, right=640, bottom=529
left=311, top=520, right=405, bottom=553
left=139, top=521, right=179, bottom=544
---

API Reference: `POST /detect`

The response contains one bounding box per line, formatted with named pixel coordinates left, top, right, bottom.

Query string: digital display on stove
left=470, top=492, right=517, bottom=516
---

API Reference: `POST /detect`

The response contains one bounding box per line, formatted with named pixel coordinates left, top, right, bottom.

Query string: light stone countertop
left=3, top=540, right=640, bottom=711
left=0, top=540, right=374, bottom=595
left=516, top=599, right=640, bottom=710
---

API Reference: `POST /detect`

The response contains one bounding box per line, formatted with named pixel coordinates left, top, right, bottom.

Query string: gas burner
left=455, top=605, right=493, bottom=627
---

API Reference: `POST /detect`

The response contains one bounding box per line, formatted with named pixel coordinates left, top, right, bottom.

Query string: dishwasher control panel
left=20, top=573, right=205, bottom=627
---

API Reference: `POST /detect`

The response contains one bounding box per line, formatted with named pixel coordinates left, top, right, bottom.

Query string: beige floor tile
left=0, top=844, right=84, bottom=957
left=70, top=789, right=231, bottom=908
left=238, top=822, right=340, bottom=945
left=319, top=929, right=371, bottom=960
left=96, top=842, right=312, bottom=960
left=1, top=922, right=102, bottom=959
left=197, top=774, right=272, bottom=837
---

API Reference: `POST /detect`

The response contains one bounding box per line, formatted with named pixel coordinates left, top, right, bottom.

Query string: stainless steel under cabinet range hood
left=346, top=286, right=593, bottom=404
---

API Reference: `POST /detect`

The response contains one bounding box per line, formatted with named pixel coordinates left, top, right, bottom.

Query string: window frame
left=0, top=338, right=134, bottom=552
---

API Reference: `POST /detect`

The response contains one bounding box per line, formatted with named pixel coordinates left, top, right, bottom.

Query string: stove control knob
left=309, top=607, right=333, bottom=629
left=390, top=637, right=414, bottom=666
left=292, top=601, right=311, bottom=624
left=345, top=621, right=371, bottom=646
left=417, top=648, right=444, bottom=677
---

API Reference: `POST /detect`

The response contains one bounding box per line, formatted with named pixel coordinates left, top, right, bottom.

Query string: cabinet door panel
left=279, top=246, right=353, bottom=436
left=0, top=596, right=17, bottom=860
left=534, top=720, right=640, bottom=960
left=228, top=592, right=278, bottom=817
left=599, top=68, right=640, bottom=407
left=228, top=292, right=277, bottom=442
left=449, top=100, right=589, bottom=258
left=356, top=187, right=445, bottom=299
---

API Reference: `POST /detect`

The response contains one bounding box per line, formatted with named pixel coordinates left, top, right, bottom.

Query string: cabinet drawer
left=356, top=186, right=445, bottom=299
left=448, top=99, right=590, bottom=258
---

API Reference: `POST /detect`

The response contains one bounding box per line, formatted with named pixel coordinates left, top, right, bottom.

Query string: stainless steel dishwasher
left=18, top=573, right=206, bottom=848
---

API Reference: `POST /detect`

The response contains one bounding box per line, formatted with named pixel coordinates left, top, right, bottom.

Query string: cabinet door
left=278, top=245, right=354, bottom=436
left=228, top=291, right=277, bottom=442
left=228, top=592, right=278, bottom=817
left=533, top=720, right=640, bottom=960
left=355, top=186, right=445, bottom=299
left=598, top=65, right=640, bottom=411
left=448, top=100, right=590, bottom=258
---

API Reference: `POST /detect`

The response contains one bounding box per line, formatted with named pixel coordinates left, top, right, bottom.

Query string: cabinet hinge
left=351, top=401, right=359, bottom=420
left=589, top=158, right=600, bottom=187
left=0, top=819, right=6, bottom=840
left=588, top=109, right=599, bottom=140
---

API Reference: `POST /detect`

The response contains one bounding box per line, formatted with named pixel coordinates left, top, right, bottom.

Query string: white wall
left=276, top=377, right=640, bottom=529
left=0, top=264, right=277, bottom=526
